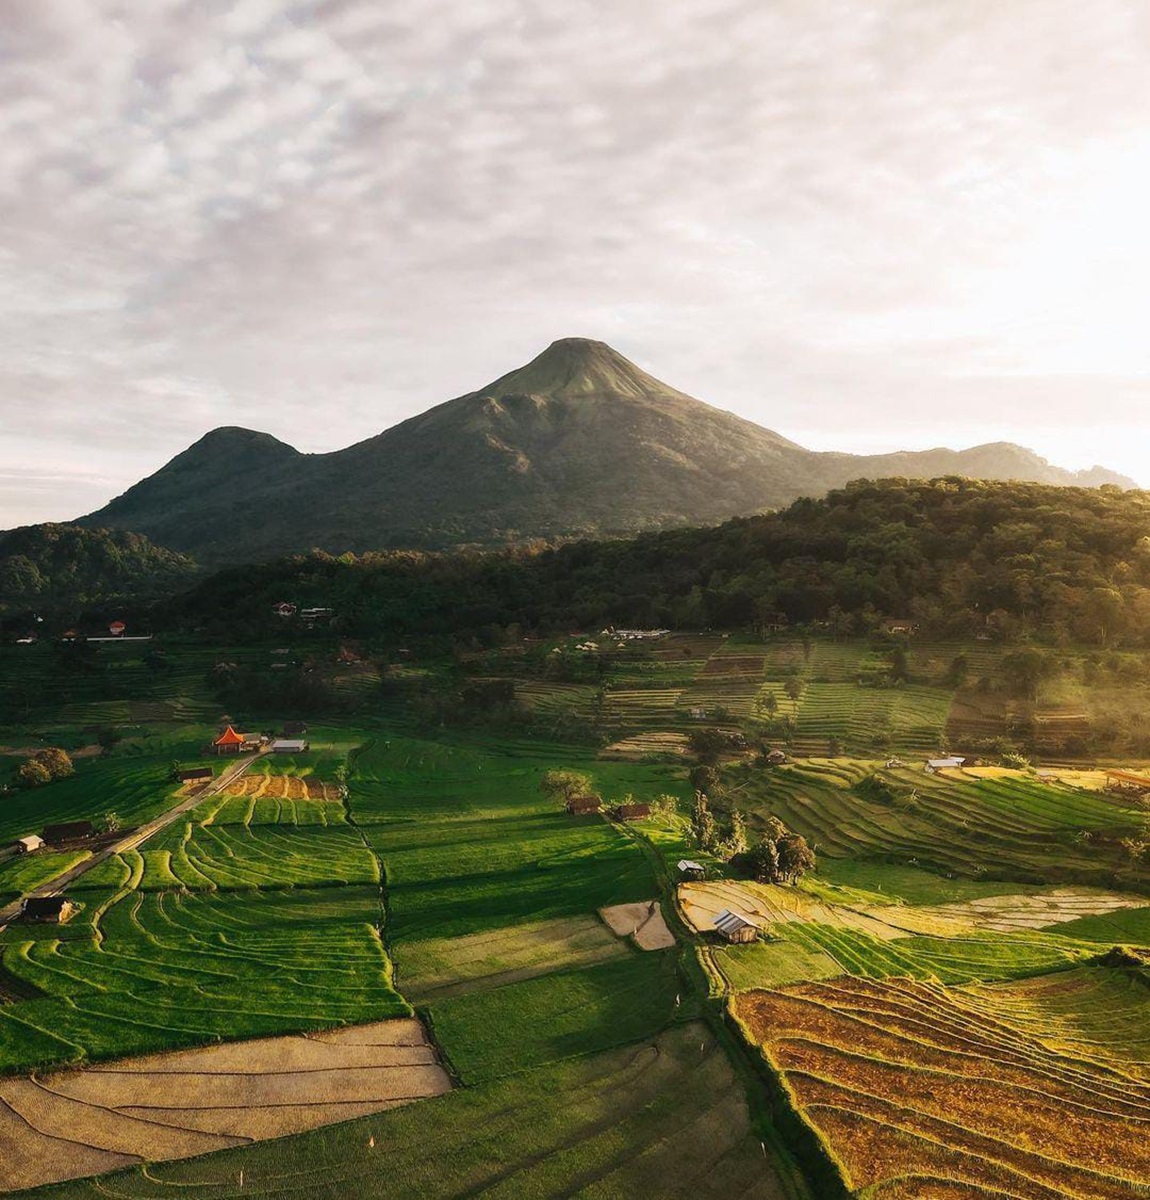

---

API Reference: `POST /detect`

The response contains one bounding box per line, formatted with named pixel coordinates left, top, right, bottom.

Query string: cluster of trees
left=15, top=747, right=74, bottom=788
left=0, top=524, right=198, bottom=619
left=690, top=789, right=816, bottom=884
left=163, top=479, right=1150, bottom=647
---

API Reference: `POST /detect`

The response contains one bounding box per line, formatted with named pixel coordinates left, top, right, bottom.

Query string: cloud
left=3, top=0, right=1150, bottom=526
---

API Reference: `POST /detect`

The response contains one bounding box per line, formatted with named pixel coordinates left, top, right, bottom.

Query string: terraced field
left=735, top=973, right=1150, bottom=1198
left=0, top=742, right=405, bottom=1076
left=732, top=758, right=1149, bottom=885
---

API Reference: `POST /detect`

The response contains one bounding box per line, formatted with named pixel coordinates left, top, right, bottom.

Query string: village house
left=272, top=601, right=297, bottom=618
left=713, top=909, right=759, bottom=944
left=612, top=801, right=651, bottom=820
left=765, top=749, right=788, bottom=766
left=15, top=834, right=45, bottom=854
left=211, top=726, right=260, bottom=755
left=566, top=794, right=602, bottom=815
left=43, top=821, right=95, bottom=845
left=677, top=859, right=706, bottom=881
left=883, top=618, right=919, bottom=635
left=21, top=897, right=76, bottom=924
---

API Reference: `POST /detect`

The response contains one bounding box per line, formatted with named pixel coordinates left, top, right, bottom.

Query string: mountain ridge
left=73, top=338, right=1134, bottom=564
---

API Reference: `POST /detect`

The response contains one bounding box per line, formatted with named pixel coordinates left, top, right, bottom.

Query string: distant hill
left=77, top=338, right=1134, bottom=564
left=0, top=524, right=199, bottom=616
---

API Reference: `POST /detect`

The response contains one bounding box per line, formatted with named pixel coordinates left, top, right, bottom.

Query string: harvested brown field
left=600, top=731, right=690, bottom=760
left=734, top=975, right=1150, bottom=1199
left=0, top=1018, right=450, bottom=1193
left=700, top=654, right=766, bottom=676
left=679, top=880, right=919, bottom=941
left=600, top=900, right=677, bottom=949
left=220, top=774, right=342, bottom=801
left=888, top=886, right=1149, bottom=934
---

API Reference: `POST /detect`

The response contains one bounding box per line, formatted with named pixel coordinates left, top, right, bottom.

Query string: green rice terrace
left=0, top=631, right=1147, bottom=1197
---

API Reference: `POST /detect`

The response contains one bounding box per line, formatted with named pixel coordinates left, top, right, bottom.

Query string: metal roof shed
left=713, top=909, right=759, bottom=943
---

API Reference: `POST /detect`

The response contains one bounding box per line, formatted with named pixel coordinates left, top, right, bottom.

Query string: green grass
left=427, top=951, right=682, bottom=1085
left=810, top=859, right=1047, bottom=906
left=776, top=921, right=1090, bottom=984
left=1042, top=905, right=1150, bottom=945
left=398, top=914, right=628, bottom=1002
left=0, top=851, right=90, bottom=903
left=0, top=754, right=184, bottom=848
left=715, top=939, right=842, bottom=990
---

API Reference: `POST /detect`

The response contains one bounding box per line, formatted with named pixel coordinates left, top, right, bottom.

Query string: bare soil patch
left=599, top=900, right=676, bottom=949
left=0, top=1018, right=450, bottom=1193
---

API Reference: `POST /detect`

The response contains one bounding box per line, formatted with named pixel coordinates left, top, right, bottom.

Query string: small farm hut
left=271, top=738, right=309, bottom=754
left=925, top=756, right=965, bottom=774
left=677, top=859, right=705, bottom=881
left=765, top=749, right=788, bottom=766
left=21, top=897, right=76, bottom=924
left=713, top=909, right=759, bottom=944
left=613, top=802, right=651, bottom=820
left=43, top=821, right=95, bottom=845
left=174, top=766, right=213, bottom=783
left=16, top=834, right=45, bottom=854
left=566, top=795, right=602, bottom=815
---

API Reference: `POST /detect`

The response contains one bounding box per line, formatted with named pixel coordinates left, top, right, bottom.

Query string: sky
left=5, top=0, right=1150, bottom=528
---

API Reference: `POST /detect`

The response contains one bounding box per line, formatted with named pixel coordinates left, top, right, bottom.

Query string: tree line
left=159, top=478, right=1150, bottom=647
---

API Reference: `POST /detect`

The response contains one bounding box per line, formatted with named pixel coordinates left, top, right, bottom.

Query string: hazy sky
left=5, top=0, right=1150, bottom=527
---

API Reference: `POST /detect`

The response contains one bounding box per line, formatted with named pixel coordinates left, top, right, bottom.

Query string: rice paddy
left=734, top=973, right=1150, bottom=1198
left=4, top=631, right=1150, bottom=1198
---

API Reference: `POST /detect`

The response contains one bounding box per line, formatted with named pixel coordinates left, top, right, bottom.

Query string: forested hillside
left=165, top=479, right=1150, bottom=645
left=0, top=524, right=199, bottom=617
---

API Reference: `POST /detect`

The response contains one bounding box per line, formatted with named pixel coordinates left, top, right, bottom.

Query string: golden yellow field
left=221, top=773, right=343, bottom=801
left=735, top=974, right=1150, bottom=1199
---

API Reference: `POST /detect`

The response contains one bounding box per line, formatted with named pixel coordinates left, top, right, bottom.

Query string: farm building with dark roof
left=43, top=821, right=95, bottom=844
left=21, top=897, right=77, bottom=924
left=566, top=795, right=602, bottom=815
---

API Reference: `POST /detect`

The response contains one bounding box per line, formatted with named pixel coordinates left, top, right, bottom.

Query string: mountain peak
left=480, top=338, right=684, bottom=402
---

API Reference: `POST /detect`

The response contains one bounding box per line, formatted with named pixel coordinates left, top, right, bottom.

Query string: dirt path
left=0, top=753, right=261, bottom=930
